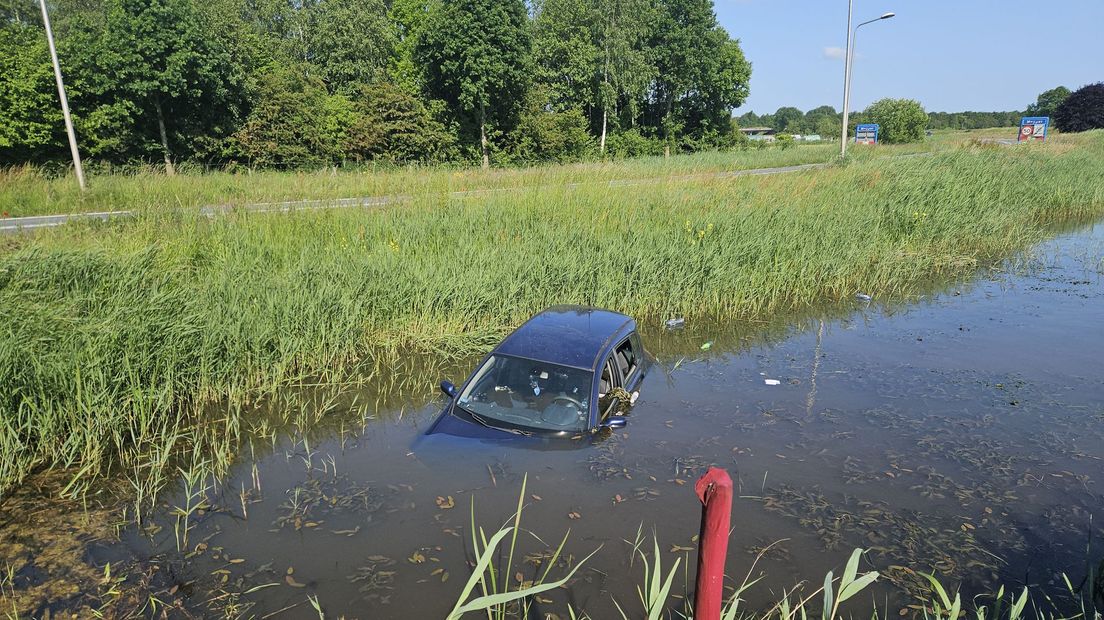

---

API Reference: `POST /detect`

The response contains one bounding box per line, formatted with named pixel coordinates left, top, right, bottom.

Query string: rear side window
left=614, top=338, right=638, bottom=380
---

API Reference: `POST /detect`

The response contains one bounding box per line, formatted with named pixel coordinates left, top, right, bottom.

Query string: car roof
left=493, top=305, right=635, bottom=370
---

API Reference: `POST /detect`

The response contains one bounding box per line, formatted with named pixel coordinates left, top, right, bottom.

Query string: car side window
left=614, top=338, right=638, bottom=382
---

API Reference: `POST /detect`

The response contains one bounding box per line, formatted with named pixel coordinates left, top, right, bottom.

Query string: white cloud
left=823, top=47, right=863, bottom=62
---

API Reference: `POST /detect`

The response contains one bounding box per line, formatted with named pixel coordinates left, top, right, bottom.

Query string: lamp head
left=880, top=12, right=895, bottom=19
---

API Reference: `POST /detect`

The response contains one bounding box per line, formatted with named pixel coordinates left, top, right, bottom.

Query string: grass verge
left=0, top=142, right=926, bottom=219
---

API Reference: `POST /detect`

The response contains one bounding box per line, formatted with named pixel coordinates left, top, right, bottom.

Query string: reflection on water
left=12, top=224, right=1104, bottom=618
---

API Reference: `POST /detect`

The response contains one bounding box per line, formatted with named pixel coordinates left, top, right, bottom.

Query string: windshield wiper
left=462, top=408, right=534, bottom=437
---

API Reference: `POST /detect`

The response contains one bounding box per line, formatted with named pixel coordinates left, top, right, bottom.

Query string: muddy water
left=118, top=224, right=1104, bottom=618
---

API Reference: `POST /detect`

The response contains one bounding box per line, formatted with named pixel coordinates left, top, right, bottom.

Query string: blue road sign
left=855, top=123, right=879, bottom=144
left=1018, top=117, right=1049, bottom=142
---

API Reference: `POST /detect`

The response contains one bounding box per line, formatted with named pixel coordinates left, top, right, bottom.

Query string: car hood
left=414, top=406, right=599, bottom=453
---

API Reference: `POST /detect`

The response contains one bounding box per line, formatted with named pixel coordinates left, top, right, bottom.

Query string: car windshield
left=456, top=355, right=593, bottom=432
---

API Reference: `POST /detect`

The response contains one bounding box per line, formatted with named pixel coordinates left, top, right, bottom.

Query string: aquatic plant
left=448, top=474, right=600, bottom=619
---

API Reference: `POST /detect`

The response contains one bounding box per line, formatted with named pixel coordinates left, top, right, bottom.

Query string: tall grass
left=0, top=142, right=922, bottom=219
left=1, top=132, right=1103, bottom=500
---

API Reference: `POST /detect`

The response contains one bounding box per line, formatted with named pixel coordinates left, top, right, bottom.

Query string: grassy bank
left=1, top=131, right=1103, bottom=500
left=0, top=142, right=928, bottom=219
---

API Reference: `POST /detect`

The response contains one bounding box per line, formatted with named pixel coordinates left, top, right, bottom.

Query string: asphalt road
left=0, top=162, right=829, bottom=235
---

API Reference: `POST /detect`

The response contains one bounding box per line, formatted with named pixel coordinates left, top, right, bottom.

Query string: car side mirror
left=603, top=415, right=628, bottom=429
left=440, top=380, right=457, bottom=398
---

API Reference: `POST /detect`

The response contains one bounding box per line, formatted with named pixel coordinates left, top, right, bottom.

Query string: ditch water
left=35, top=224, right=1104, bottom=618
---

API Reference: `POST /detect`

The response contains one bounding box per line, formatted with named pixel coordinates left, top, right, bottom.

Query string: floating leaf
left=285, top=575, right=306, bottom=588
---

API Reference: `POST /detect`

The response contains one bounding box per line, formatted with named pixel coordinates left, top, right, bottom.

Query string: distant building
left=740, top=127, right=776, bottom=142
left=802, top=134, right=823, bottom=142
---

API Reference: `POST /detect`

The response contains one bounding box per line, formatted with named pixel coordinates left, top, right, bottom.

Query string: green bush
left=864, top=98, right=929, bottom=144
left=229, top=71, right=459, bottom=167
left=229, top=67, right=339, bottom=167
left=1054, top=83, right=1104, bottom=133
left=344, top=82, right=458, bottom=164
left=606, top=128, right=664, bottom=159
left=509, top=92, right=595, bottom=163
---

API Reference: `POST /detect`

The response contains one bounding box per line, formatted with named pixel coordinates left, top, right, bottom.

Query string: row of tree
left=734, top=84, right=1102, bottom=139
left=735, top=106, right=1027, bottom=136
left=0, top=0, right=752, bottom=169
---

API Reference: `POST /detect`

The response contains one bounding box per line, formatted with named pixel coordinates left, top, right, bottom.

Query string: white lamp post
left=39, top=0, right=86, bottom=191
left=839, top=8, right=895, bottom=159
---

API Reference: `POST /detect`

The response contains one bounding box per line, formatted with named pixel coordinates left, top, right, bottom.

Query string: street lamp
left=839, top=7, right=895, bottom=158
left=38, top=0, right=86, bottom=191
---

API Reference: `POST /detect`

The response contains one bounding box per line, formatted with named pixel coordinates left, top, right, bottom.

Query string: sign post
left=854, top=123, right=879, bottom=145
left=1018, top=117, right=1049, bottom=142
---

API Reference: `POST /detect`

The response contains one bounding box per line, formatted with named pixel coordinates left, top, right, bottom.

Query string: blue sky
left=718, top=0, right=1104, bottom=115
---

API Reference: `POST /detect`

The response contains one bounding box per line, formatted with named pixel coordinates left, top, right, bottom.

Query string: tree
left=804, top=105, right=838, bottom=137
left=684, top=32, right=750, bottom=137
left=83, top=0, right=247, bottom=171
left=771, top=106, right=803, bottom=133
left=0, top=22, right=66, bottom=163
left=388, top=0, right=432, bottom=93
left=814, top=115, right=840, bottom=139
left=304, top=0, right=394, bottom=92
left=736, top=110, right=761, bottom=127
left=1054, top=83, right=1104, bottom=133
left=1026, top=86, right=1070, bottom=119
left=863, top=98, right=928, bottom=143
left=417, top=0, right=531, bottom=168
left=344, top=82, right=457, bottom=163
left=531, top=0, right=597, bottom=113
left=229, top=67, right=339, bottom=166
left=648, top=0, right=749, bottom=155
left=591, top=0, right=654, bottom=154
left=510, top=86, right=595, bottom=163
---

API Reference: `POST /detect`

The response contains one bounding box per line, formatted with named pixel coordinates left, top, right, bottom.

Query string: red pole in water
left=694, top=467, right=733, bottom=620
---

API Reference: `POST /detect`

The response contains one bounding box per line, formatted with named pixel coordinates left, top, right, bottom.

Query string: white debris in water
left=764, top=379, right=781, bottom=386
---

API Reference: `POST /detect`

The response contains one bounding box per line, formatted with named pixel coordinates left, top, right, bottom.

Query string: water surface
left=116, top=223, right=1104, bottom=618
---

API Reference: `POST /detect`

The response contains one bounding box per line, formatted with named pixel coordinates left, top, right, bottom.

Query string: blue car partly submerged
left=428, top=305, right=648, bottom=442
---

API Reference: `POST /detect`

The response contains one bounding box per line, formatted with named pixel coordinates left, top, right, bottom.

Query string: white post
left=39, top=0, right=86, bottom=191
left=839, top=0, right=854, bottom=159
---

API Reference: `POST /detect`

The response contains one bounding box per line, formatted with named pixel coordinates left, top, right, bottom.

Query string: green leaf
left=1009, top=587, right=1029, bottom=620
left=837, top=572, right=879, bottom=604
left=647, top=557, right=681, bottom=620
left=821, top=570, right=834, bottom=620
left=920, top=572, right=953, bottom=610
left=446, top=525, right=514, bottom=619
left=841, top=548, right=863, bottom=588
left=454, top=546, right=600, bottom=616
